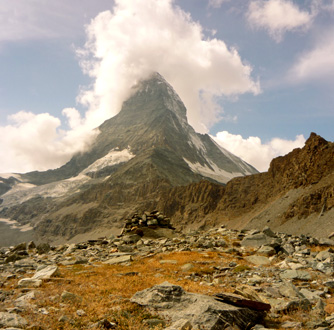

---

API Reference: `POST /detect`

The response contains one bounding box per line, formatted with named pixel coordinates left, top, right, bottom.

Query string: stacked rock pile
left=121, top=210, right=174, bottom=235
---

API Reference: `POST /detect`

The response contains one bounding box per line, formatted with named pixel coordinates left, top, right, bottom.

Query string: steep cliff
left=157, top=133, right=334, bottom=237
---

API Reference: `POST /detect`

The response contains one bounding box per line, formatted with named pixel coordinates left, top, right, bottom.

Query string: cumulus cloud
left=0, top=0, right=260, bottom=173
left=247, top=0, right=313, bottom=42
left=0, top=111, right=97, bottom=173
left=289, top=33, right=334, bottom=83
left=212, top=131, right=306, bottom=172
left=77, top=0, right=260, bottom=133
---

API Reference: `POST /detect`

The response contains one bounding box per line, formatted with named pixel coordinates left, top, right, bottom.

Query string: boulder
left=33, top=265, right=59, bottom=280
left=280, top=270, right=312, bottom=281
left=241, top=233, right=277, bottom=247
left=245, top=255, right=271, bottom=266
left=36, top=243, right=51, bottom=254
left=18, top=278, right=42, bottom=288
left=12, top=242, right=27, bottom=252
left=0, top=312, right=28, bottom=328
left=257, top=245, right=276, bottom=257
left=131, top=282, right=265, bottom=330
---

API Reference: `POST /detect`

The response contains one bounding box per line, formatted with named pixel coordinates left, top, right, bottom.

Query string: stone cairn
left=120, top=210, right=174, bottom=236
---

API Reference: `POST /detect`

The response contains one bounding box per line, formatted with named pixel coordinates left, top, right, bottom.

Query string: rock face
left=131, top=282, right=264, bottom=329
left=157, top=132, right=334, bottom=237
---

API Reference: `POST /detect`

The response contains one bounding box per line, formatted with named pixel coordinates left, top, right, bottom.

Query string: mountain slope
left=2, top=73, right=256, bottom=188
left=157, top=133, right=334, bottom=238
left=0, top=73, right=257, bottom=244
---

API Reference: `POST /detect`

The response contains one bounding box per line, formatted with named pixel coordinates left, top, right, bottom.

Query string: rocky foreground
left=2, top=220, right=334, bottom=329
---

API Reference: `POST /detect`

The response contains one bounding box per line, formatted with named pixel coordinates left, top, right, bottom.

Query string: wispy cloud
left=247, top=0, right=313, bottom=42
left=212, top=131, right=306, bottom=172
left=288, top=31, right=334, bottom=83
left=0, top=0, right=112, bottom=43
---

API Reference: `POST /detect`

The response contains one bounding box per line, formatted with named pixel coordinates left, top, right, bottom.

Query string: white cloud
left=212, top=131, right=306, bottom=172
left=208, top=0, right=229, bottom=8
left=289, top=33, right=334, bottom=82
left=77, top=0, right=260, bottom=133
left=0, top=0, right=260, bottom=173
left=247, top=0, right=313, bottom=42
left=0, top=111, right=97, bottom=173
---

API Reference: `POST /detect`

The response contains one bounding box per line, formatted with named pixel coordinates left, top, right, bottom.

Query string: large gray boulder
left=0, top=312, right=28, bottom=328
left=33, top=265, right=59, bottom=280
left=131, top=282, right=265, bottom=330
left=241, top=233, right=278, bottom=248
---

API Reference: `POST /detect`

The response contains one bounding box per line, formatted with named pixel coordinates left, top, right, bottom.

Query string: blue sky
left=0, top=0, right=333, bottom=173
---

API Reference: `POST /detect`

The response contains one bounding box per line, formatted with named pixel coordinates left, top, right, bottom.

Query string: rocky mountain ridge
left=157, top=132, right=334, bottom=238
left=0, top=132, right=333, bottom=245
left=0, top=73, right=259, bottom=245
left=0, top=74, right=333, bottom=245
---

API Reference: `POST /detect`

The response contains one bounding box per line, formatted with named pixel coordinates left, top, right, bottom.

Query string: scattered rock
left=17, top=278, right=42, bottom=288
left=104, top=254, right=133, bottom=265
left=241, top=233, right=276, bottom=247
left=245, top=255, right=271, bottom=266
left=61, top=291, right=82, bottom=303
left=1, top=222, right=334, bottom=330
left=33, top=265, right=59, bottom=280
left=0, top=312, right=28, bottom=328
left=280, top=270, right=312, bottom=281
left=36, top=243, right=51, bottom=254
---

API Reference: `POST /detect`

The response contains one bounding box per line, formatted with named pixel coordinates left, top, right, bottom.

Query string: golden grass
left=1, top=251, right=243, bottom=330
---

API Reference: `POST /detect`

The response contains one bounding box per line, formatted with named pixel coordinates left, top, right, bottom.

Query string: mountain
left=157, top=132, right=334, bottom=238
left=0, top=73, right=257, bottom=245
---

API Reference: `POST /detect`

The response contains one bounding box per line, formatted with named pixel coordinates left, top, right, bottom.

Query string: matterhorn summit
left=0, top=73, right=257, bottom=245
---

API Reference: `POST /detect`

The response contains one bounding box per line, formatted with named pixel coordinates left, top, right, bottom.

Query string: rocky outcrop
left=1, top=132, right=333, bottom=244
left=131, top=282, right=265, bottom=329
left=157, top=133, right=334, bottom=236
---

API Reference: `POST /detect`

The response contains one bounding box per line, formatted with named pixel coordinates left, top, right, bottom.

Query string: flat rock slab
left=241, top=233, right=276, bottom=247
left=33, top=265, right=59, bottom=280
left=131, top=282, right=265, bottom=330
left=0, top=312, right=28, bottom=328
left=104, top=255, right=133, bottom=265
left=280, top=270, right=312, bottom=281
left=245, top=255, right=271, bottom=266
left=18, top=278, right=42, bottom=288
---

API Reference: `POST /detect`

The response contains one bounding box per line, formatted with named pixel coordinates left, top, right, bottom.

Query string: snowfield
left=0, top=148, right=135, bottom=209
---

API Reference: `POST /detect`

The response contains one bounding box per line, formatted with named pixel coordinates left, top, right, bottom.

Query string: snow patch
left=0, top=218, right=33, bottom=232
left=0, top=148, right=135, bottom=208
left=183, top=158, right=243, bottom=184
left=82, top=148, right=135, bottom=174
left=1, top=174, right=91, bottom=208
left=189, top=133, right=206, bottom=154
left=5, top=182, right=36, bottom=193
